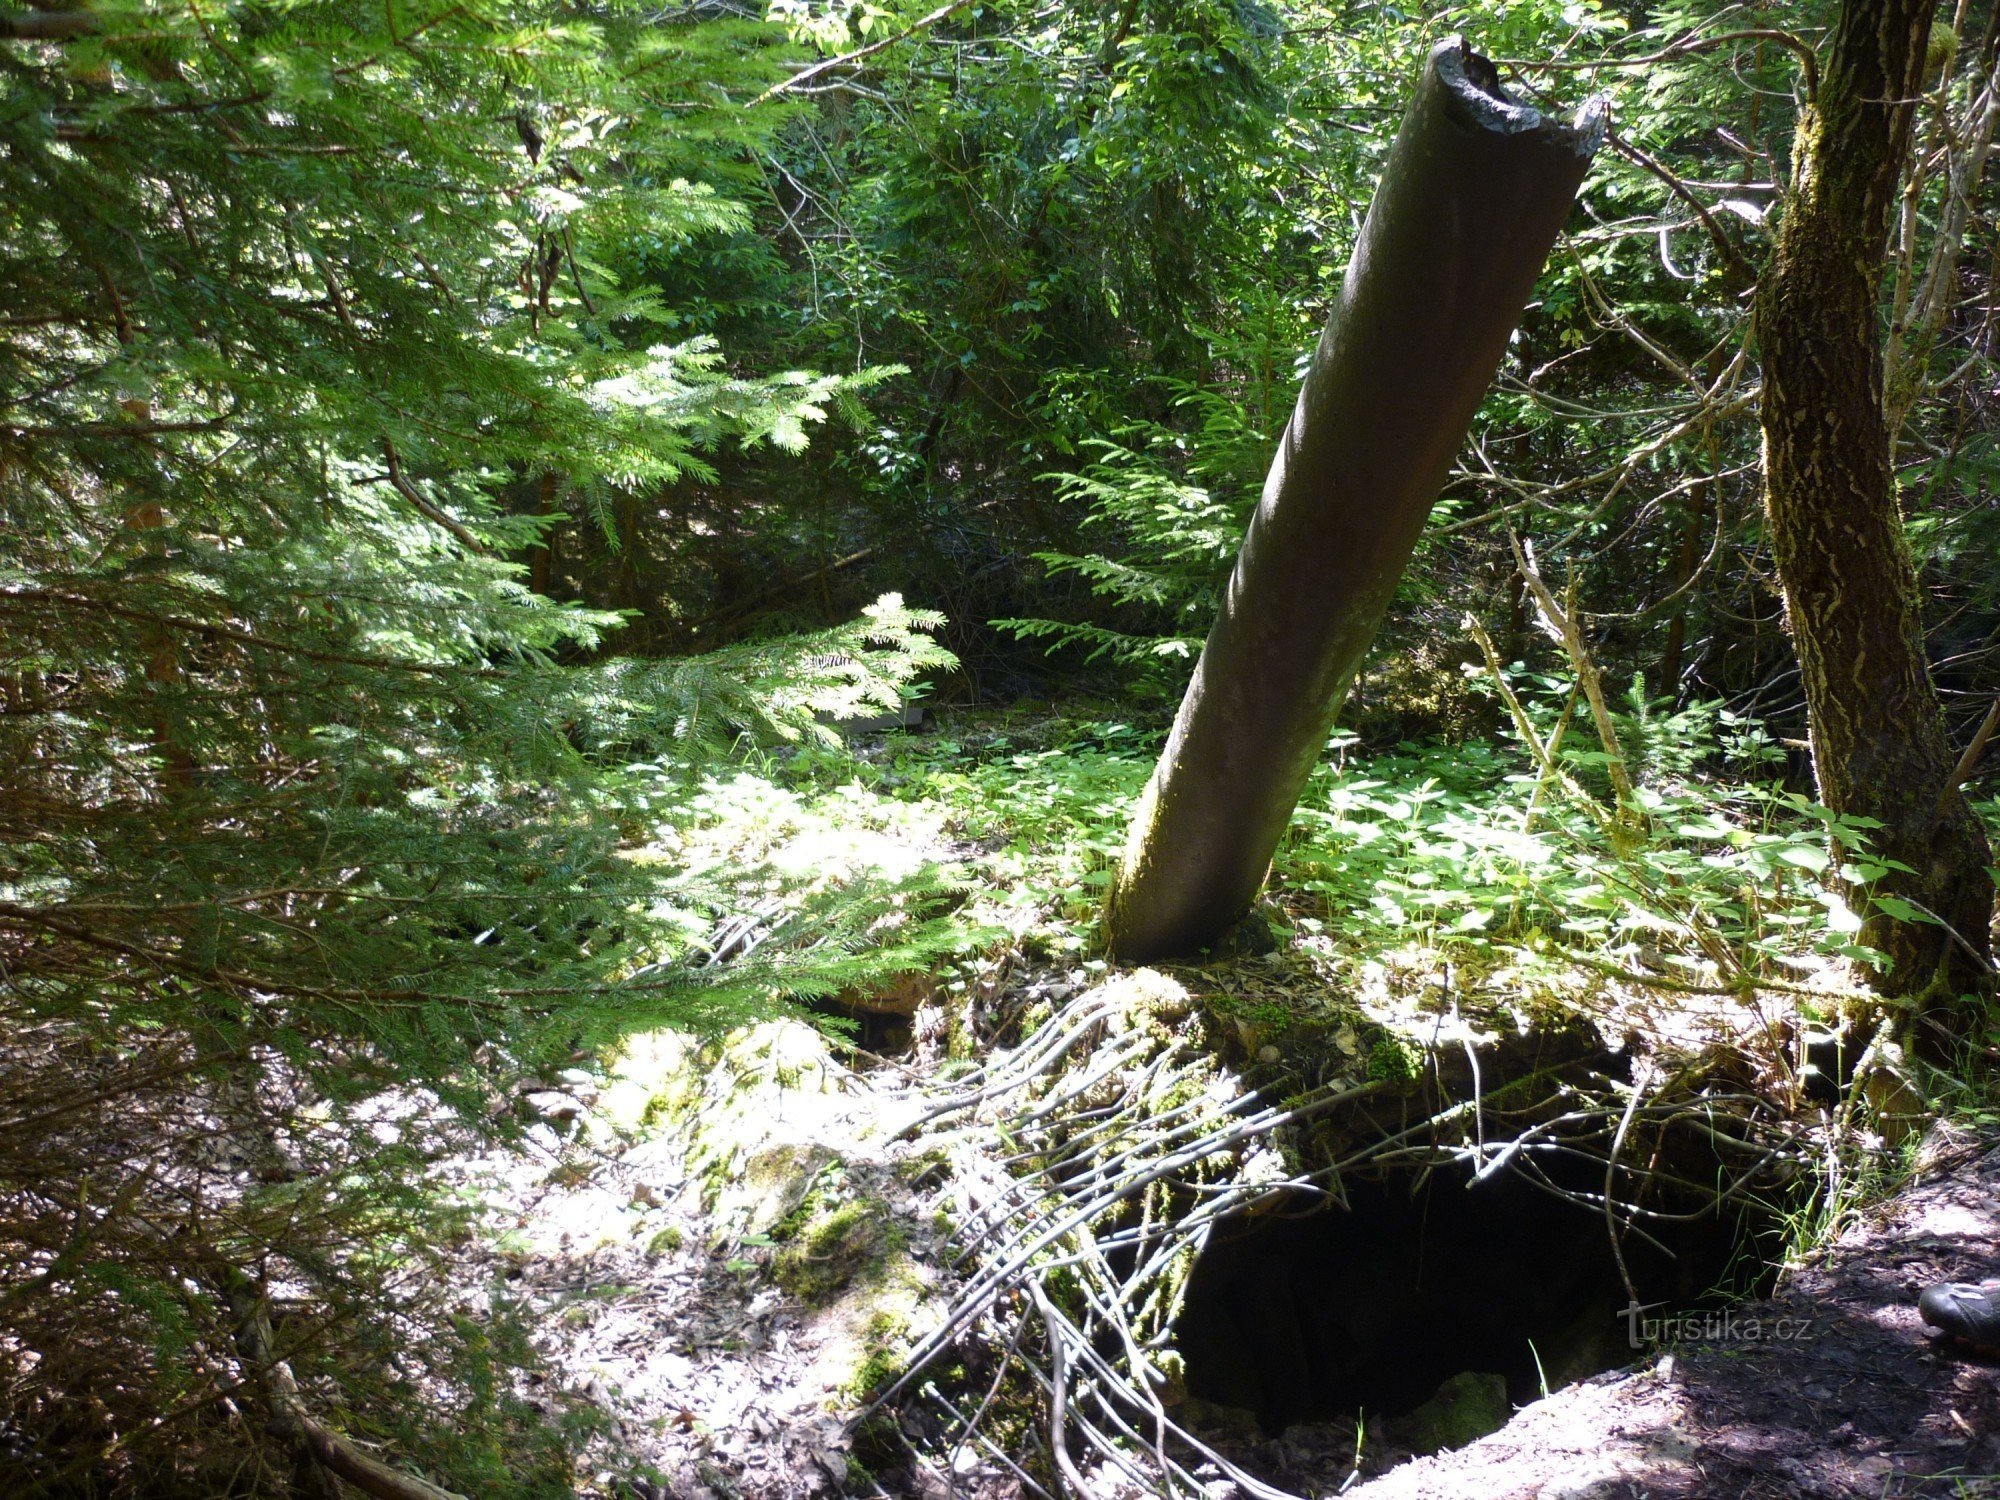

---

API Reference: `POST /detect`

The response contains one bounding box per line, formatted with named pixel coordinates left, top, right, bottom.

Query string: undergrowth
left=736, top=676, right=1946, bottom=1015
left=296, top=679, right=1986, bottom=1496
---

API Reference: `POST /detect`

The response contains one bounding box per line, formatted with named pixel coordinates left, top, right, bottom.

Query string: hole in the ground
left=1174, top=1160, right=1778, bottom=1436
left=807, top=997, right=916, bottom=1058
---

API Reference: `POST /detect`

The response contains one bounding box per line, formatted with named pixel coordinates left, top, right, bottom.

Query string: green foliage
left=1287, top=727, right=1878, bottom=977
left=881, top=691, right=1897, bottom=993
left=888, top=720, right=1152, bottom=938
left=0, top=0, right=960, bottom=1490
left=995, top=386, right=1266, bottom=680
left=772, top=1192, right=903, bottom=1306
left=6, top=0, right=1999, bottom=1487
left=568, top=593, right=954, bottom=761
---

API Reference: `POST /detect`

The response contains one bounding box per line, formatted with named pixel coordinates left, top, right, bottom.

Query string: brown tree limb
left=295, top=1420, right=471, bottom=1500
left=749, top=0, right=975, bottom=106
left=1510, top=534, right=1640, bottom=819
left=0, top=589, right=492, bottom=676
left=1942, top=693, right=2000, bottom=809
left=376, top=438, right=493, bottom=555
left=0, top=9, right=99, bottom=40
left=1498, top=28, right=1819, bottom=102
left=1604, top=127, right=1760, bottom=288
left=219, top=1270, right=472, bottom=1500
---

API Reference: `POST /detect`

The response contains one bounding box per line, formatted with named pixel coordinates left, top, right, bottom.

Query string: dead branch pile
left=876, top=969, right=1826, bottom=1499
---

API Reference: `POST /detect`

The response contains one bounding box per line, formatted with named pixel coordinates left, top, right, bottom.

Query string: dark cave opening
left=1174, top=1161, right=1779, bottom=1435
left=807, top=996, right=916, bottom=1058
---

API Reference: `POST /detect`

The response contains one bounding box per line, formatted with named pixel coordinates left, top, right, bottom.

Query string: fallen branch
left=1463, top=610, right=1615, bottom=835
left=1510, top=534, right=1643, bottom=826
left=1941, top=692, right=2000, bottom=811
left=295, top=1420, right=472, bottom=1500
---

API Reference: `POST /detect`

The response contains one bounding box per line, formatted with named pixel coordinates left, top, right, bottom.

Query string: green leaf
left=1870, top=895, right=1940, bottom=925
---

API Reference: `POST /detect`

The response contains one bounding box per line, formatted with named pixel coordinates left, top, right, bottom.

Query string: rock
left=1175, top=1396, right=1264, bottom=1443
left=713, top=1142, right=837, bottom=1237
left=1207, top=910, right=1279, bottom=958
left=524, top=1089, right=582, bottom=1123
left=1402, top=1370, right=1510, bottom=1455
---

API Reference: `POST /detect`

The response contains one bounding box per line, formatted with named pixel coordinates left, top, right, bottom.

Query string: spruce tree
left=0, top=2, right=945, bottom=1490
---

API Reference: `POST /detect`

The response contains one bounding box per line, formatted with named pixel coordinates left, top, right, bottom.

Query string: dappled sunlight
left=5, top=0, right=1996, bottom=1491
left=433, top=1015, right=949, bottom=1492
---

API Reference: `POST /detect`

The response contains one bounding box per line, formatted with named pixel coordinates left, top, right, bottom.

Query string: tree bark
left=529, top=470, right=556, bottom=596
left=1104, top=38, right=1603, bottom=960
left=1758, top=0, right=1994, bottom=1019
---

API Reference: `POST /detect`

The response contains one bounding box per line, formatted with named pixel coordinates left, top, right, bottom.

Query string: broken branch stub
left=1104, top=38, right=1605, bottom=961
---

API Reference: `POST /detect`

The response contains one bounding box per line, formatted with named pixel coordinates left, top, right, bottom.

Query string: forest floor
left=1341, top=1124, right=2000, bottom=1500
left=453, top=1003, right=2000, bottom=1500
left=443, top=1025, right=937, bottom=1499
left=434, top=710, right=2000, bottom=1500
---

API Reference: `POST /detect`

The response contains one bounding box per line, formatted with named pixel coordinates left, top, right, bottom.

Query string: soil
left=468, top=1035, right=2000, bottom=1500
left=1339, top=1125, right=2000, bottom=1500
left=433, top=858, right=2000, bottom=1500
left=444, top=1023, right=992, bottom=1500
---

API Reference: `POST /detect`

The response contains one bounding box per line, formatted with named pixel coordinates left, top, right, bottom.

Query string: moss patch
left=1405, top=1370, right=1511, bottom=1454
left=773, top=1197, right=902, bottom=1306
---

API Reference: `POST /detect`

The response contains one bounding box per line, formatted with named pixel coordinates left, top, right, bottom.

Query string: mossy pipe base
left=1104, top=38, right=1604, bottom=962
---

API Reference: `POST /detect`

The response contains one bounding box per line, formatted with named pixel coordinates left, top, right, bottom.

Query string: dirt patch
left=441, top=1021, right=963, bottom=1500
left=1341, top=1127, right=2000, bottom=1500
left=438, top=950, right=1995, bottom=1500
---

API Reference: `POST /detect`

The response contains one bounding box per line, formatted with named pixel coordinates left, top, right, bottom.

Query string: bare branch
left=1605, top=127, right=1760, bottom=288
left=376, top=438, right=493, bottom=555
left=749, top=0, right=976, bottom=107
left=1942, top=693, right=2000, bottom=809
left=1498, top=28, right=1819, bottom=103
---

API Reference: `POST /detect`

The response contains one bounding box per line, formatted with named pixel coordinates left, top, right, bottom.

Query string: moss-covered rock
left=773, top=1197, right=901, bottom=1306
left=1403, top=1370, right=1510, bottom=1454
left=813, top=1244, right=938, bottom=1403
left=717, top=1141, right=839, bottom=1239
left=600, top=1015, right=952, bottom=1411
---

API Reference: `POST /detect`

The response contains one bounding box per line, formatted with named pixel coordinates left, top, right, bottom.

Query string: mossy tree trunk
left=1103, top=39, right=1602, bottom=960
left=1758, top=0, right=1995, bottom=1021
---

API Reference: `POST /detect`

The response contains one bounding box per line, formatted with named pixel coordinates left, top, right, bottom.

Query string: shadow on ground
left=1344, top=1129, right=2000, bottom=1499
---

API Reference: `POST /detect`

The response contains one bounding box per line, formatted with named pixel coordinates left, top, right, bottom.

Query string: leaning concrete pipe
left=1103, top=38, right=1605, bottom=962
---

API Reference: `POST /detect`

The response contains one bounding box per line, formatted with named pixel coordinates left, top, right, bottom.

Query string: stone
left=1404, top=1370, right=1511, bottom=1454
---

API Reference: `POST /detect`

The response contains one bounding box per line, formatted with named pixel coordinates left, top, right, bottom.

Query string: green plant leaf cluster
left=0, top=1, right=961, bottom=1489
